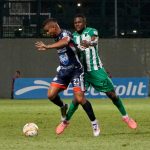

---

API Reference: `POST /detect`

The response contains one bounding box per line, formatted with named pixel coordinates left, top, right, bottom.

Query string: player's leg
left=105, top=90, right=137, bottom=129
left=48, top=82, right=68, bottom=121
left=89, top=68, right=137, bottom=129
left=65, top=99, right=79, bottom=121
left=73, top=72, right=100, bottom=136
left=48, top=84, right=63, bottom=107
left=73, top=90, right=100, bottom=137
left=89, top=68, right=128, bottom=116
left=99, top=69, right=128, bottom=117
left=105, top=90, right=127, bottom=116
left=99, top=69, right=137, bottom=129
left=56, top=90, right=100, bottom=136
left=65, top=73, right=90, bottom=121
left=56, top=70, right=100, bottom=136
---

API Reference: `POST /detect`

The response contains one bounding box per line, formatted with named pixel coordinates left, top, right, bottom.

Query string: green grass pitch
left=0, top=98, right=150, bottom=150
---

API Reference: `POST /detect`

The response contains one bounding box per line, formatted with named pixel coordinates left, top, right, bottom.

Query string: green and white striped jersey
left=73, top=27, right=103, bottom=72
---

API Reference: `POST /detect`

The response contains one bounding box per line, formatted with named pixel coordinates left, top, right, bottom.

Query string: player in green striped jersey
left=56, top=14, right=137, bottom=135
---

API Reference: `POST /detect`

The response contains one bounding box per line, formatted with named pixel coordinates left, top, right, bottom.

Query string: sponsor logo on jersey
left=59, top=53, right=69, bottom=65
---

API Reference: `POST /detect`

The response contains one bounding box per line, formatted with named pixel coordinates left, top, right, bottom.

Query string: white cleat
left=92, top=123, right=100, bottom=137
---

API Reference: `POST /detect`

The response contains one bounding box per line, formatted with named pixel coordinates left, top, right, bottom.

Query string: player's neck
left=77, top=27, right=86, bottom=34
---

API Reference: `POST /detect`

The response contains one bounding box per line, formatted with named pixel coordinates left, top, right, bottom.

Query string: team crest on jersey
left=59, top=53, right=69, bottom=65
left=62, top=32, right=68, bottom=37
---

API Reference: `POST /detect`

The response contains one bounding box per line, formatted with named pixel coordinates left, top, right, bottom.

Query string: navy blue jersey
left=55, top=30, right=82, bottom=69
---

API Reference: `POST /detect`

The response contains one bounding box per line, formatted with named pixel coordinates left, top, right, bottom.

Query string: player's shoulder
left=86, top=27, right=97, bottom=32
left=85, top=27, right=98, bottom=35
left=73, top=31, right=78, bottom=36
left=61, top=29, right=72, bottom=37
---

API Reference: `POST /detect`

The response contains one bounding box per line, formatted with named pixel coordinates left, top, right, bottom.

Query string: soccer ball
left=23, top=123, right=39, bottom=137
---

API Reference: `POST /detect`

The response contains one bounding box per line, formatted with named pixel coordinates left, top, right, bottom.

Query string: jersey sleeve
left=61, top=31, right=71, bottom=42
left=89, top=28, right=98, bottom=37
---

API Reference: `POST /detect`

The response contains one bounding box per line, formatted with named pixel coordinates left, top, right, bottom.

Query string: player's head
left=15, top=70, right=21, bottom=78
left=43, top=18, right=60, bottom=38
left=74, top=14, right=86, bottom=32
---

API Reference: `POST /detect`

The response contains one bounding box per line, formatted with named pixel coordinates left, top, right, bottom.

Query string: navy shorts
left=51, top=66, right=84, bottom=92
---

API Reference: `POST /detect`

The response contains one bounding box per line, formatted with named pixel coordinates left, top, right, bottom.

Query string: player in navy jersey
left=35, top=18, right=100, bottom=136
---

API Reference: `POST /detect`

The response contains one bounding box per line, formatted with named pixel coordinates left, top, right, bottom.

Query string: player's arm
left=83, top=36, right=98, bottom=46
left=35, top=37, right=70, bottom=51
left=81, top=29, right=99, bottom=48
left=81, top=36, right=98, bottom=48
left=46, top=37, right=70, bottom=49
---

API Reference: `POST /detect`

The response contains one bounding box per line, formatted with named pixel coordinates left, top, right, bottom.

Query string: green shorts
left=85, top=68, right=114, bottom=92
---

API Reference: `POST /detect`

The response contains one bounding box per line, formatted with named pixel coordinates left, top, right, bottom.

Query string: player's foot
left=92, top=121, right=100, bottom=137
left=60, top=104, right=68, bottom=121
left=122, top=117, right=137, bottom=129
left=56, top=121, right=69, bottom=135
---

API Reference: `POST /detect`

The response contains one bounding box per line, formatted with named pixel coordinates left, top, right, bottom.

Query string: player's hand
left=77, top=45, right=86, bottom=51
left=35, top=41, right=47, bottom=51
left=81, top=40, right=90, bottom=48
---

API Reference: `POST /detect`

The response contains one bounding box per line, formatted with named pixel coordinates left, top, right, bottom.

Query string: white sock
left=122, top=115, right=129, bottom=119
left=91, top=120, right=98, bottom=125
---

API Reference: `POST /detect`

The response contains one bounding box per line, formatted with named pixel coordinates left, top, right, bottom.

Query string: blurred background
left=0, top=0, right=150, bottom=38
left=0, top=0, right=150, bottom=98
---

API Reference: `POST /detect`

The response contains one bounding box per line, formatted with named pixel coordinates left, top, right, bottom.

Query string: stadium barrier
left=14, top=77, right=149, bottom=99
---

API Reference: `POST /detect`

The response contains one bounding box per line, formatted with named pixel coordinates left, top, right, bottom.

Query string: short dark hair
left=42, top=18, right=58, bottom=27
left=74, top=14, right=86, bottom=22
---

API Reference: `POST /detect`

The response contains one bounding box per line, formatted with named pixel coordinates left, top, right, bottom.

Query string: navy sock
left=50, top=95, right=64, bottom=107
left=81, top=100, right=96, bottom=121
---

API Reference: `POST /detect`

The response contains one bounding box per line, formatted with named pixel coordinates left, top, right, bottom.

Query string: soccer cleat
left=122, top=117, right=137, bottom=129
left=60, top=104, right=68, bottom=121
left=92, top=123, right=100, bottom=137
left=56, top=121, right=69, bottom=135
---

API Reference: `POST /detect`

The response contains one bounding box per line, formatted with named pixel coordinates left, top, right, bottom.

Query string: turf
left=0, top=99, right=150, bottom=150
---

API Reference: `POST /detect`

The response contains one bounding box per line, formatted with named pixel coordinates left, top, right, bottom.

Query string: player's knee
left=74, top=94, right=86, bottom=104
left=47, top=92, right=56, bottom=101
left=106, top=91, right=117, bottom=100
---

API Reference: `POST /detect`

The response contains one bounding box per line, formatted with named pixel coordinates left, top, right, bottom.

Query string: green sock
left=112, top=97, right=127, bottom=116
left=66, top=102, right=79, bottom=121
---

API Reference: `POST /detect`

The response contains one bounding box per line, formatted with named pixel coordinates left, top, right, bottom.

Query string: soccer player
left=35, top=18, right=100, bottom=136
left=11, top=70, right=21, bottom=99
left=56, top=14, right=137, bottom=134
